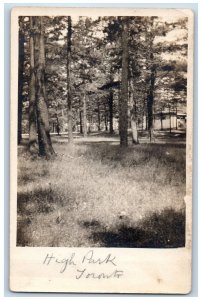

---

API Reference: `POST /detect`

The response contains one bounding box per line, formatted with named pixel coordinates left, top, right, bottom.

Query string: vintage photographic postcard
left=10, top=7, right=194, bottom=293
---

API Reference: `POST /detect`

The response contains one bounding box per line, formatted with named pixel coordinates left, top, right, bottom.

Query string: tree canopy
left=18, top=15, right=188, bottom=154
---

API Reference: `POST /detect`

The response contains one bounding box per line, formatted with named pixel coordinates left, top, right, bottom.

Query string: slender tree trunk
left=83, top=93, right=87, bottom=137
left=147, top=65, right=155, bottom=131
left=18, top=21, right=24, bottom=145
left=29, top=17, right=38, bottom=153
left=34, top=17, right=55, bottom=158
left=88, top=115, right=92, bottom=133
left=142, top=112, right=144, bottom=131
left=160, top=109, right=163, bottom=130
left=108, top=89, right=113, bottom=134
left=97, top=102, right=101, bottom=131
left=131, top=110, right=139, bottom=144
left=104, top=103, right=108, bottom=131
left=67, top=16, right=73, bottom=143
left=119, top=19, right=129, bottom=146
left=142, top=98, right=145, bottom=131
left=146, top=114, right=148, bottom=130
left=169, top=106, right=171, bottom=133
left=79, top=110, right=83, bottom=134
left=176, top=106, right=178, bottom=130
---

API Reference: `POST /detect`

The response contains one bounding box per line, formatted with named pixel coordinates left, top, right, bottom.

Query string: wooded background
left=18, top=16, right=187, bottom=158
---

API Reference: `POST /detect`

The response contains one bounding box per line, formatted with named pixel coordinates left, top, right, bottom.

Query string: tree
left=18, top=18, right=25, bottom=145
left=34, top=16, right=55, bottom=158
left=119, top=18, right=129, bottom=147
left=29, top=16, right=38, bottom=153
left=67, top=16, right=73, bottom=143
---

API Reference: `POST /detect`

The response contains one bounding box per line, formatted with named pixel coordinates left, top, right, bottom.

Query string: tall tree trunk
left=97, top=102, right=101, bottom=131
left=129, top=81, right=139, bottom=144
left=119, top=19, right=129, bottom=147
left=176, top=106, right=178, bottom=130
left=147, top=64, right=155, bottom=131
left=18, top=20, right=24, bottom=145
left=105, top=106, right=108, bottom=131
left=108, top=89, right=113, bottom=134
left=88, top=115, right=92, bottom=133
left=104, top=103, right=108, bottom=132
left=160, top=109, right=163, bottom=130
left=131, top=111, right=139, bottom=144
left=34, top=17, right=55, bottom=158
left=79, top=98, right=83, bottom=134
left=79, top=110, right=83, bottom=134
left=169, top=106, right=172, bottom=133
left=67, top=16, right=73, bottom=143
left=29, top=16, right=38, bottom=153
left=83, top=93, right=87, bottom=137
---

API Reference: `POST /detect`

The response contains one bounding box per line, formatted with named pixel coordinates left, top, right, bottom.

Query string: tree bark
left=18, top=20, right=24, bottom=145
left=97, top=102, right=101, bottom=131
left=147, top=64, right=155, bottom=131
left=34, top=17, right=55, bottom=158
left=169, top=106, right=172, bottom=133
left=131, top=112, right=139, bottom=144
left=83, top=93, right=87, bottom=137
left=67, top=16, right=73, bottom=143
left=105, top=108, right=108, bottom=131
left=108, top=89, right=114, bottom=134
left=29, top=16, right=38, bottom=153
left=176, top=106, right=178, bottom=130
left=79, top=110, right=83, bottom=134
left=160, top=109, right=163, bottom=130
left=119, top=19, right=129, bottom=147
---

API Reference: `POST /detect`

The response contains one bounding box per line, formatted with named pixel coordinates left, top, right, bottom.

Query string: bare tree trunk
left=119, top=19, right=129, bottom=147
left=131, top=112, right=139, bottom=144
left=169, top=106, right=172, bottom=133
left=79, top=110, right=83, bottom=134
left=146, top=34, right=156, bottom=142
left=29, top=16, right=38, bottom=153
left=108, top=89, right=114, bottom=134
left=176, top=106, right=178, bottom=130
left=34, top=17, right=55, bottom=158
left=147, top=66, right=155, bottom=131
left=104, top=103, right=108, bottom=131
left=18, top=19, right=24, bottom=145
left=67, top=16, right=73, bottom=143
left=105, top=118, right=108, bottom=131
left=97, top=102, right=101, bottom=131
left=160, top=109, right=163, bottom=130
left=83, top=93, right=87, bottom=137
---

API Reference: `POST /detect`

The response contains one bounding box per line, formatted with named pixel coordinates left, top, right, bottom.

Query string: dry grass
left=17, top=136, right=186, bottom=247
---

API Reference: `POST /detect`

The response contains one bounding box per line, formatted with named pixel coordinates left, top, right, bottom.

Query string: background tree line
left=18, top=15, right=188, bottom=158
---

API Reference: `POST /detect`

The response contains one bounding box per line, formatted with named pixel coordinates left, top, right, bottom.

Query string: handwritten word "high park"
left=43, top=250, right=118, bottom=274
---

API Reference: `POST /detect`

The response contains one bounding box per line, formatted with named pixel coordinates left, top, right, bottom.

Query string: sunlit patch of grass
left=17, top=137, right=186, bottom=247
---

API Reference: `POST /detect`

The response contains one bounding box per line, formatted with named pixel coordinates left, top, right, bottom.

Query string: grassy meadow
left=17, top=132, right=186, bottom=247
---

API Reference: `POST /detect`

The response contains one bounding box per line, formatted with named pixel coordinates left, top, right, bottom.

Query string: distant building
left=152, top=112, right=186, bottom=130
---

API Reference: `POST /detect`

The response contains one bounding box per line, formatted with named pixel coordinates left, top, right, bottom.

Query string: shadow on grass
left=78, top=142, right=186, bottom=171
left=17, top=187, right=66, bottom=246
left=17, top=218, right=32, bottom=246
left=17, top=187, right=61, bottom=216
left=84, top=208, right=185, bottom=248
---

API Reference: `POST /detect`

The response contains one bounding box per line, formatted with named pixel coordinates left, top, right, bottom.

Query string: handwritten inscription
left=43, top=252, right=76, bottom=273
left=43, top=250, right=124, bottom=279
left=82, top=250, right=117, bottom=266
left=76, top=268, right=123, bottom=279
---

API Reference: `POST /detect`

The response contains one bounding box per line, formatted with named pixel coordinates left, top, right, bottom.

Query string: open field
left=17, top=132, right=186, bottom=247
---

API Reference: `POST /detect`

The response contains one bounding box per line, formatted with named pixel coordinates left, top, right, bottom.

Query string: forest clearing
left=17, top=130, right=186, bottom=247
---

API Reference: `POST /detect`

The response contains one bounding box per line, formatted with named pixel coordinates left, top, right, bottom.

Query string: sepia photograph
left=10, top=7, right=193, bottom=293
left=17, top=13, right=188, bottom=248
